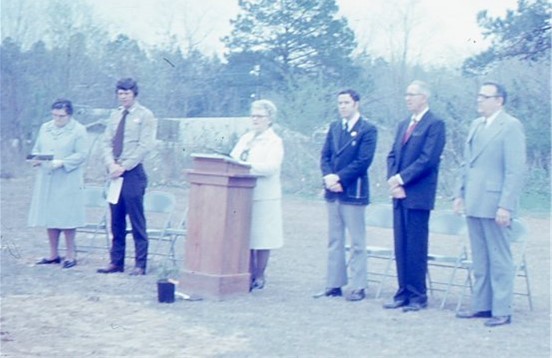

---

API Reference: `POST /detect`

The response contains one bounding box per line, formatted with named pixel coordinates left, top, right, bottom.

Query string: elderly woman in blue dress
left=28, top=99, right=88, bottom=269
left=231, top=99, right=284, bottom=291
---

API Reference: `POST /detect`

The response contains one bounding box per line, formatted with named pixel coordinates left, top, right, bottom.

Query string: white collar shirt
left=342, top=112, right=361, bottom=132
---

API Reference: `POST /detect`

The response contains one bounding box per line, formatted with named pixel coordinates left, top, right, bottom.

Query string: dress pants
left=466, top=216, right=514, bottom=316
left=326, top=201, right=367, bottom=289
left=109, top=164, right=148, bottom=269
left=392, top=202, right=429, bottom=304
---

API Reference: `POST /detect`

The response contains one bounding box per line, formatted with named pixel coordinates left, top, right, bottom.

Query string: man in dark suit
left=384, top=80, right=446, bottom=312
left=454, top=82, right=526, bottom=327
left=316, top=89, right=378, bottom=301
left=97, top=78, right=157, bottom=276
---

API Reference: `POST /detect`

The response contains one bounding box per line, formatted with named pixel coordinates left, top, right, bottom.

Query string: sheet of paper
left=107, top=177, right=123, bottom=204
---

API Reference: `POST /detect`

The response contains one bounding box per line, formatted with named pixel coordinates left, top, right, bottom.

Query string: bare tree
left=1, top=0, right=47, bottom=48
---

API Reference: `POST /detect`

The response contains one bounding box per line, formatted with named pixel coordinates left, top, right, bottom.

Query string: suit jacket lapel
left=466, top=117, right=484, bottom=144
left=332, top=123, right=342, bottom=154
left=401, top=111, right=431, bottom=147
left=335, top=119, right=362, bottom=156
left=469, top=113, right=506, bottom=163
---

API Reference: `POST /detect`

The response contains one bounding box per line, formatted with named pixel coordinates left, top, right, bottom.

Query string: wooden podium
left=180, top=153, right=257, bottom=300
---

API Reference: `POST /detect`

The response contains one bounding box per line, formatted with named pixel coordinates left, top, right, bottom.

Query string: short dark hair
left=116, top=78, right=139, bottom=96
left=338, top=89, right=360, bottom=102
left=51, top=98, right=73, bottom=115
left=483, top=81, right=507, bottom=105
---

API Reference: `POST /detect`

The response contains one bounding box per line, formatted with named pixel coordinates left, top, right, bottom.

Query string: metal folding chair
left=510, top=219, right=533, bottom=310
left=426, top=210, right=469, bottom=309
left=141, top=190, right=177, bottom=262
left=76, top=186, right=110, bottom=253
left=346, top=203, right=395, bottom=298
left=456, top=218, right=533, bottom=311
left=150, top=208, right=187, bottom=264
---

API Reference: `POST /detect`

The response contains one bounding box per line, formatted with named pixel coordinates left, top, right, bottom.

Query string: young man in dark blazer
left=384, top=80, right=446, bottom=311
left=317, top=89, right=378, bottom=301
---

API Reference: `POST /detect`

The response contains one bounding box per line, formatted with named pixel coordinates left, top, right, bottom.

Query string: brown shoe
left=97, top=265, right=124, bottom=274
left=402, top=301, right=428, bottom=312
left=456, top=310, right=492, bottom=319
left=346, top=289, right=366, bottom=301
left=129, top=267, right=146, bottom=276
left=484, top=316, right=511, bottom=327
left=383, top=299, right=408, bottom=309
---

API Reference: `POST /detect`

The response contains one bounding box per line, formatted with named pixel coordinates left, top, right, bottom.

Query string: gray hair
left=410, top=80, right=431, bottom=98
left=251, top=99, right=277, bottom=121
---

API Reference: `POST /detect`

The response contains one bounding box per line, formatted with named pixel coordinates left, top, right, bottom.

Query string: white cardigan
left=230, top=127, right=284, bottom=201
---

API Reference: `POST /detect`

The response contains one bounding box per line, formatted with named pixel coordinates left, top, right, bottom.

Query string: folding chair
left=140, top=190, right=177, bottom=262
left=456, top=218, right=533, bottom=311
left=76, top=186, right=110, bottom=253
left=510, top=219, right=533, bottom=310
left=346, top=203, right=395, bottom=298
left=149, top=208, right=187, bottom=264
left=426, top=210, right=468, bottom=309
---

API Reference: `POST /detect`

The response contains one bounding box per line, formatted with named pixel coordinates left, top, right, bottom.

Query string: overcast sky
left=4, top=0, right=519, bottom=67
left=85, top=0, right=518, bottom=67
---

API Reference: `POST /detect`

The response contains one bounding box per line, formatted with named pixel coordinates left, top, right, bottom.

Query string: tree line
left=1, top=0, right=549, bottom=208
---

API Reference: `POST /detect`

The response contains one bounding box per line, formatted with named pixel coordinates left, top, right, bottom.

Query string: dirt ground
left=0, top=176, right=550, bottom=357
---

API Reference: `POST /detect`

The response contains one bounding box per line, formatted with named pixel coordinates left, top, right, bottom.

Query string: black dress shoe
left=484, top=316, right=511, bottom=327
left=456, top=310, right=492, bottom=319
left=36, top=257, right=61, bottom=265
left=402, top=301, right=428, bottom=312
left=97, top=265, right=124, bottom=274
left=128, top=267, right=146, bottom=276
left=346, top=289, right=366, bottom=301
left=313, top=287, right=342, bottom=298
left=251, top=278, right=265, bottom=290
left=62, top=259, right=77, bottom=269
left=383, top=299, right=408, bottom=309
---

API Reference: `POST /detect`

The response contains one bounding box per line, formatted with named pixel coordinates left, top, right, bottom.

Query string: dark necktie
left=339, top=122, right=349, bottom=147
left=403, top=120, right=417, bottom=144
left=113, top=109, right=129, bottom=159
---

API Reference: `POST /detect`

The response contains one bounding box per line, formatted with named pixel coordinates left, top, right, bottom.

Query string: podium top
left=191, top=153, right=252, bottom=175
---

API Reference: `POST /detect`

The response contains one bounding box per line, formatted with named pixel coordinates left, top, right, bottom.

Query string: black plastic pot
left=157, top=279, right=175, bottom=303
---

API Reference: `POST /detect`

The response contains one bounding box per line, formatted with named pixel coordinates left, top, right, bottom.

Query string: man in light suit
left=454, top=82, right=526, bottom=327
left=316, top=89, right=378, bottom=301
left=384, top=80, right=446, bottom=312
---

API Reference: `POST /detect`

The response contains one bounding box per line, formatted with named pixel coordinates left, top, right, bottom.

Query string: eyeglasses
left=477, top=94, right=500, bottom=100
left=405, top=93, right=423, bottom=97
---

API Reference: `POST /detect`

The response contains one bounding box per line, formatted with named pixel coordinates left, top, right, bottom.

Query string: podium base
left=180, top=270, right=251, bottom=300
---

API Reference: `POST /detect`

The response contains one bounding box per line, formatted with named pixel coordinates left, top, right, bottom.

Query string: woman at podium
left=230, top=99, right=284, bottom=291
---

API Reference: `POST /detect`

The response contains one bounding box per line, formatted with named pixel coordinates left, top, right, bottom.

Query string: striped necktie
left=403, top=119, right=417, bottom=144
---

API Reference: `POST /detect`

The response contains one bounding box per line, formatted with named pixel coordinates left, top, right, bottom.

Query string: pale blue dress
left=28, top=119, right=88, bottom=228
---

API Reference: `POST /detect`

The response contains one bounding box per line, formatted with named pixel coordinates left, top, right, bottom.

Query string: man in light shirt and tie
left=384, top=80, right=446, bottom=312
left=97, top=78, right=157, bottom=276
